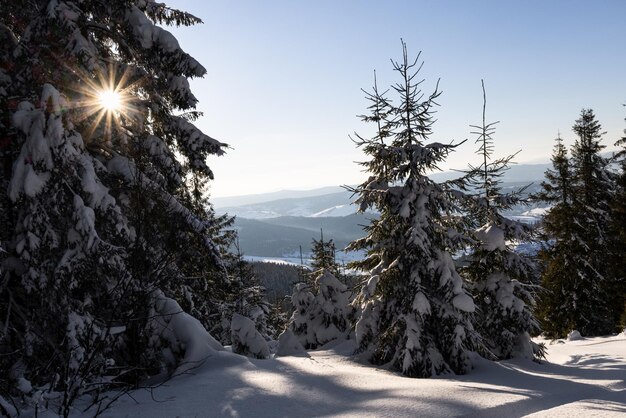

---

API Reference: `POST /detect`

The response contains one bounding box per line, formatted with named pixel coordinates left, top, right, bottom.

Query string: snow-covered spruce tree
left=533, top=134, right=580, bottom=338
left=289, top=269, right=353, bottom=349
left=309, top=230, right=341, bottom=278
left=214, top=242, right=275, bottom=345
left=461, top=81, right=542, bottom=360
left=565, top=109, right=615, bottom=335
left=537, top=111, right=616, bottom=337
left=311, top=269, right=353, bottom=345
left=288, top=234, right=354, bottom=349
left=348, top=43, right=479, bottom=377
left=0, top=1, right=228, bottom=414
left=609, top=110, right=626, bottom=329
left=289, top=282, right=316, bottom=348
left=230, top=313, right=270, bottom=359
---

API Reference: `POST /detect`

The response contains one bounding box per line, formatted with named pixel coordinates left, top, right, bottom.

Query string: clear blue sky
left=166, top=0, right=626, bottom=197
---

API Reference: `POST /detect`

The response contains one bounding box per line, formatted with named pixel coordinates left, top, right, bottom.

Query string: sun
left=68, top=64, right=142, bottom=142
left=97, top=89, right=122, bottom=112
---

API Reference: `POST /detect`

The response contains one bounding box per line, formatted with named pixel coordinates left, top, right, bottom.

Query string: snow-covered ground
left=244, top=255, right=305, bottom=266
left=57, top=333, right=626, bottom=417
left=245, top=250, right=365, bottom=268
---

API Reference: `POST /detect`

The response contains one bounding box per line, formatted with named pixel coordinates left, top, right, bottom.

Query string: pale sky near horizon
left=165, top=0, right=625, bottom=198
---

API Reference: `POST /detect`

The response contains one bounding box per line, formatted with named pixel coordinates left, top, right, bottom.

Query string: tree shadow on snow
left=217, top=357, right=402, bottom=418
left=105, top=351, right=411, bottom=418
left=103, top=347, right=626, bottom=418
left=450, top=355, right=626, bottom=418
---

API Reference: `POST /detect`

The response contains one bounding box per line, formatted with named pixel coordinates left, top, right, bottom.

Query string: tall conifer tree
left=534, top=134, right=579, bottom=337
left=538, top=109, right=614, bottom=337
left=568, top=109, right=614, bottom=335
left=462, top=81, right=542, bottom=360
left=0, top=1, right=229, bottom=413
left=349, top=43, right=479, bottom=377
left=609, top=109, right=626, bottom=329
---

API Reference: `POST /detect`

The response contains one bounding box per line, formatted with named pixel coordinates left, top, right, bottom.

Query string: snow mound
left=317, top=270, right=347, bottom=292
left=318, top=338, right=357, bottom=355
left=276, top=329, right=309, bottom=357
left=567, top=330, right=583, bottom=341
left=512, top=332, right=537, bottom=360
left=151, top=290, right=224, bottom=374
left=231, top=313, right=270, bottom=359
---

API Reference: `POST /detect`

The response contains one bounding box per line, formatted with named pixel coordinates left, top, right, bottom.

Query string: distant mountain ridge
left=212, top=186, right=346, bottom=208
left=216, top=191, right=354, bottom=219
left=219, top=162, right=551, bottom=259
left=214, top=162, right=550, bottom=220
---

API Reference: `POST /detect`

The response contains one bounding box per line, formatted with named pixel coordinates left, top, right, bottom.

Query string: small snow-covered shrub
left=231, top=314, right=270, bottom=359
left=149, top=290, right=225, bottom=375
left=567, top=330, right=583, bottom=341
left=289, top=269, right=354, bottom=349
left=276, top=330, right=308, bottom=357
left=289, top=283, right=316, bottom=348
left=314, top=270, right=353, bottom=345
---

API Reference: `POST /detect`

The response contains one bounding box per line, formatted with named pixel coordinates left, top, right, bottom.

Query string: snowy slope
left=310, top=204, right=356, bottom=217
left=212, top=186, right=346, bottom=209
left=215, top=191, right=353, bottom=219
left=48, top=333, right=626, bottom=417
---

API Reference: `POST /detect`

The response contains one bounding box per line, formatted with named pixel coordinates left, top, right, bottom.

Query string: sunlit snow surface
left=51, top=334, right=626, bottom=417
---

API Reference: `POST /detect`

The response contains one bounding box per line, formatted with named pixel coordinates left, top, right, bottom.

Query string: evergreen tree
left=609, top=108, right=626, bottom=329
left=214, top=240, right=275, bottom=344
left=538, top=109, right=614, bottom=337
left=462, top=81, right=542, bottom=360
left=567, top=109, right=614, bottom=335
left=230, top=313, right=270, bottom=359
left=0, top=1, right=229, bottom=414
left=267, top=299, right=290, bottom=338
left=534, top=134, right=579, bottom=338
left=288, top=231, right=354, bottom=349
left=348, top=42, right=479, bottom=377
left=289, top=282, right=316, bottom=348
left=288, top=270, right=353, bottom=349
left=309, top=229, right=341, bottom=279
left=535, top=133, right=572, bottom=224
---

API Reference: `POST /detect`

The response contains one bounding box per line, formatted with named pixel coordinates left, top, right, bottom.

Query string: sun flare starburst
left=97, top=89, right=122, bottom=113
left=68, top=64, right=142, bottom=142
